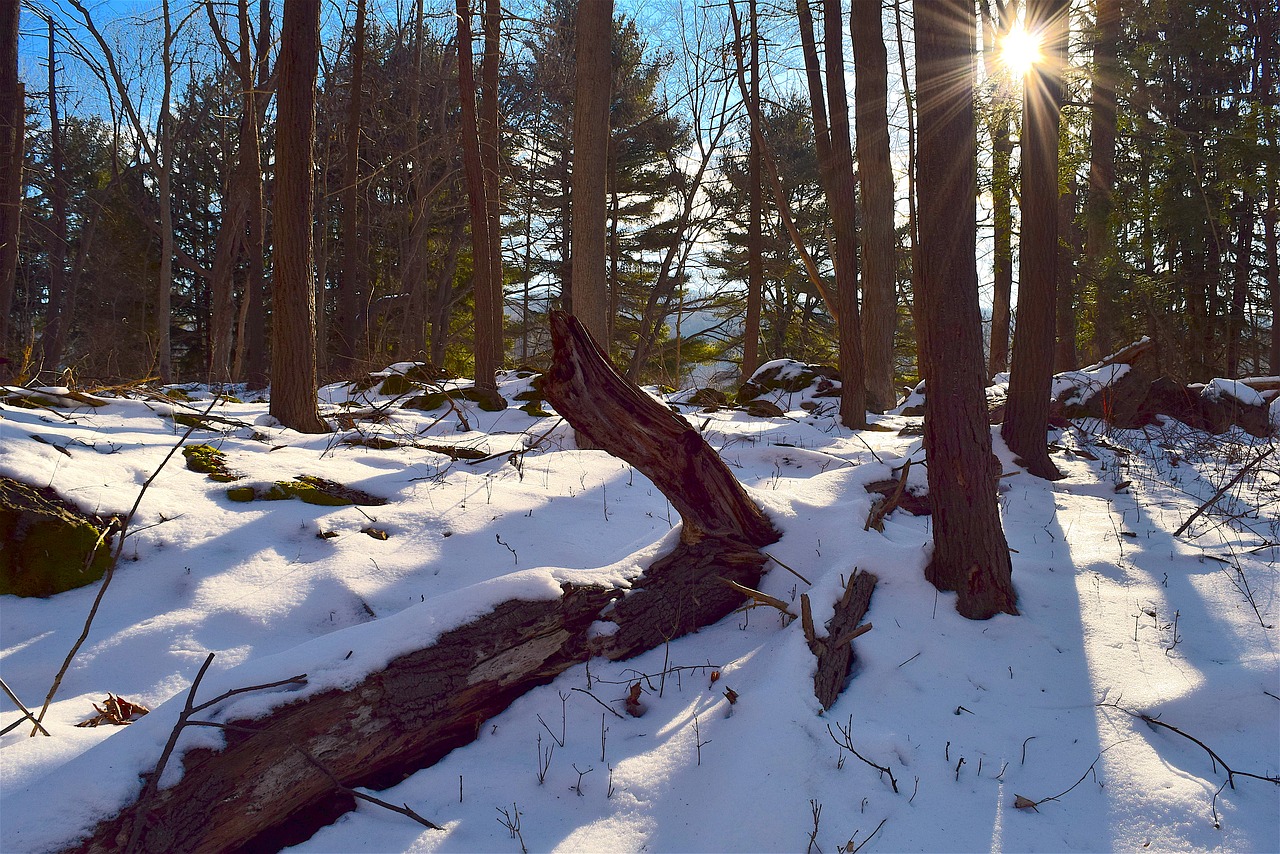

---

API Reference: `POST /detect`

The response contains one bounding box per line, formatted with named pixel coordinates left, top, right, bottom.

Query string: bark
left=270, top=0, right=327, bottom=434
left=0, top=0, right=18, bottom=372
left=851, top=0, right=898, bottom=413
left=822, top=0, right=868, bottom=430
left=1085, top=0, right=1121, bottom=360
left=40, top=18, right=71, bottom=372
left=67, top=311, right=781, bottom=854
left=743, top=0, right=763, bottom=381
left=1055, top=180, right=1080, bottom=371
left=981, top=0, right=1018, bottom=377
left=335, top=0, right=368, bottom=374
left=1002, top=0, right=1067, bottom=481
left=914, top=0, right=1018, bottom=620
left=154, top=0, right=175, bottom=384
left=570, top=0, right=612, bottom=349
left=1225, top=196, right=1254, bottom=377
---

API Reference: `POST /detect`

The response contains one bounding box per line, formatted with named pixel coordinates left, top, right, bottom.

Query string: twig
left=570, top=687, right=625, bottom=720
left=32, top=398, right=217, bottom=735
left=851, top=818, right=888, bottom=854
left=1020, top=740, right=1127, bottom=809
left=827, top=716, right=899, bottom=793
left=1173, top=446, right=1275, bottom=537
left=297, top=746, right=442, bottom=829
left=762, top=551, right=813, bottom=585
left=0, top=677, right=50, bottom=736
left=1100, top=702, right=1280, bottom=788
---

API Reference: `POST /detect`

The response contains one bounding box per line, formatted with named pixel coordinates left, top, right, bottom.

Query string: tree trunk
left=822, top=0, right=868, bottom=429
left=270, top=0, right=327, bottom=434
left=1085, top=0, right=1121, bottom=361
left=1055, top=179, right=1080, bottom=371
left=743, top=0, right=763, bottom=381
left=570, top=0, right=612, bottom=349
left=914, top=0, right=1018, bottom=620
left=1002, top=0, right=1067, bottom=481
left=479, top=0, right=503, bottom=382
left=0, top=1, right=21, bottom=376
left=851, top=0, right=897, bottom=413
left=335, top=0, right=368, bottom=375
left=1226, top=196, right=1255, bottom=376
left=40, top=18, right=71, bottom=373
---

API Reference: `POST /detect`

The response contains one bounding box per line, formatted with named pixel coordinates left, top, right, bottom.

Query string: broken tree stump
left=802, top=570, right=877, bottom=710
left=63, top=312, right=782, bottom=854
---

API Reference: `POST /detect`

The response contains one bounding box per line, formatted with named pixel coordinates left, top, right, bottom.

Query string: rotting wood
left=806, top=570, right=877, bottom=710
left=68, top=311, right=782, bottom=854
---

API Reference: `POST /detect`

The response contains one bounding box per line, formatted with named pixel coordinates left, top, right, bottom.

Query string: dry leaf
left=723, top=688, right=739, bottom=705
left=75, top=694, right=150, bottom=727
left=625, top=682, right=645, bottom=717
left=1013, top=795, right=1039, bottom=812
left=709, top=670, right=720, bottom=686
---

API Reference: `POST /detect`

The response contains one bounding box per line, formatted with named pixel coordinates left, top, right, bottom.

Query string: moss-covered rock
left=743, top=400, right=786, bottom=418
left=377, top=374, right=418, bottom=396
left=520, top=400, right=552, bottom=417
left=688, top=388, right=729, bottom=408
left=0, top=476, right=116, bottom=597
left=182, top=444, right=241, bottom=482
left=403, top=391, right=448, bottom=411
left=225, top=477, right=385, bottom=507
left=461, top=386, right=508, bottom=411
left=736, top=360, right=839, bottom=404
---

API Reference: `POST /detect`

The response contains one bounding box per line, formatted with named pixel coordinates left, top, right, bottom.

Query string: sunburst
left=1000, top=22, right=1043, bottom=77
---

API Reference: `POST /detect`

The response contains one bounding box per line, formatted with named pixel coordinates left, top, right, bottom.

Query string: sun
left=1000, top=22, right=1043, bottom=77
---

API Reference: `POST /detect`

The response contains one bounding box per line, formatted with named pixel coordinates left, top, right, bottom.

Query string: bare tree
left=1002, top=0, right=1067, bottom=481
left=270, top=0, right=327, bottom=433
left=743, top=0, right=762, bottom=381
left=914, top=0, right=1018, bottom=619
left=851, top=0, right=897, bottom=412
left=980, top=0, right=1019, bottom=377
left=1083, top=0, right=1120, bottom=361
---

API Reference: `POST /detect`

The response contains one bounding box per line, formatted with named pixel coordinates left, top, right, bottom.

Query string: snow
left=2, top=378, right=1277, bottom=853
left=1200, top=378, right=1267, bottom=408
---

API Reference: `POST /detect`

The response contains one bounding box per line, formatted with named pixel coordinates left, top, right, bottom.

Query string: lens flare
left=1000, top=23, right=1043, bottom=76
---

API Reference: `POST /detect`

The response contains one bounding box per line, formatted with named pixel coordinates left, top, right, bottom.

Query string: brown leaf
left=709, top=670, right=720, bottom=686
left=361, top=527, right=389, bottom=540
left=1013, top=795, right=1039, bottom=812
left=723, top=688, right=739, bottom=705
left=624, top=682, right=645, bottom=718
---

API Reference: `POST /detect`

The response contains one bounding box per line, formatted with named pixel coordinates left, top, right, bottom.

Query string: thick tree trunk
left=67, top=312, right=782, bottom=854
left=1002, top=0, right=1067, bottom=481
left=1226, top=196, right=1255, bottom=376
left=914, top=0, right=1018, bottom=620
left=851, top=0, right=898, bottom=413
left=270, top=0, right=327, bottom=433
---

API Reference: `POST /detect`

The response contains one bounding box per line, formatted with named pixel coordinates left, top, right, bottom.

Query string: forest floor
left=1, top=366, right=1278, bottom=853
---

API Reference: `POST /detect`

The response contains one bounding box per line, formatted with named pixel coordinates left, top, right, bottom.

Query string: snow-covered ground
left=1, top=371, right=1277, bottom=853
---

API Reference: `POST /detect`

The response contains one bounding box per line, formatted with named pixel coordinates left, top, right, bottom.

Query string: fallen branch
left=827, top=715, right=899, bottom=793
left=295, top=747, right=441, bottom=830
left=1173, top=446, right=1275, bottom=537
left=1100, top=702, right=1280, bottom=788
left=865, top=460, right=912, bottom=531
left=807, top=571, right=878, bottom=710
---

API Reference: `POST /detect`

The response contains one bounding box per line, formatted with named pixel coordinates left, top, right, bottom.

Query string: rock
left=0, top=476, right=117, bottom=597
left=736, top=360, right=839, bottom=404
left=744, top=400, right=786, bottom=418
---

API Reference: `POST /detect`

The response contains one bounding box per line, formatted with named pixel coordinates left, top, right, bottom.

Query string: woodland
left=0, top=1, right=1278, bottom=853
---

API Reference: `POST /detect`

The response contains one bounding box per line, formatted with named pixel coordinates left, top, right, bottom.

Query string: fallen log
left=65, top=312, right=781, bottom=853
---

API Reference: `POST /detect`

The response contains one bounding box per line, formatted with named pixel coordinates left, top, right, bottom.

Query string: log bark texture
left=803, top=570, right=877, bottom=710
left=67, top=311, right=780, bottom=854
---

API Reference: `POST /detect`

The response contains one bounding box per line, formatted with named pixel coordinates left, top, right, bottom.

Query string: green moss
left=226, top=486, right=257, bottom=502
left=0, top=478, right=115, bottom=597
left=225, top=477, right=385, bottom=507
left=164, top=388, right=195, bottom=401
left=173, top=413, right=216, bottom=431
left=461, top=386, right=508, bottom=411
left=520, top=400, right=552, bottom=417
left=403, top=392, right=447, bottom=411
left=378, top=374, right=416, bottom=396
